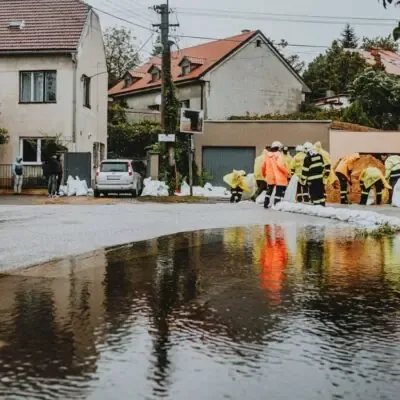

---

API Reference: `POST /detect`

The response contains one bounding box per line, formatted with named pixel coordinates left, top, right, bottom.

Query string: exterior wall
left=75, top=10, right=108, bottom=173
left=204, top=34, right=304, bottom=120
left=315, top=96, right=350, bottom=111
left=123, top=84, right=202, bottom=113
left=0, top=55, right=73, bottom=164
left=194, top=120, right=331, bottom=169
left=330, top=130, right=400, bottom=163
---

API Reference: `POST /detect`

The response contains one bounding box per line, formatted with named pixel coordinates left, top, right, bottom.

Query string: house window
left=83, top=75, right=91, bottom=108
left=182, top=64, right=190, bottom=76
left=148, top=104, right=160, bottom=111
left=19, top=137, right=55, bottom=164
left=19, top=71, right=57, bottom=103
left=180, top=100, right=190, bottom=108
left=256, top=39, right=262, bottom=48
left=124, top=75, right=133, bottom=88
left=151, top=70, right=160, bottom=82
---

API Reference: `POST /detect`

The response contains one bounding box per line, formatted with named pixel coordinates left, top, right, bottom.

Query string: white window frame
left=19, top=71, right=57, bottom=103
left=19, top=137, right=55, bottom=165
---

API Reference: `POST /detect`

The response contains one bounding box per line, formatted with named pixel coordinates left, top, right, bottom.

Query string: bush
left=0, top=128, right=9, bottom=145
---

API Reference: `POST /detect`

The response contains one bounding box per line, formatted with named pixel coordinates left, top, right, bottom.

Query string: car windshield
left=101, top=162, right=129, bottom=173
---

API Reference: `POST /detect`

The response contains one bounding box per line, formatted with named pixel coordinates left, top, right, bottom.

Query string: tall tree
left=380, top=0, right=400, bottom=8
left=302, top=40, right=366, bottom=100
left=379, top=0, right=400, bottom=40
left=104, top=26, right=140, bottom=88
left=349, top=68, right=400, bottom=130
left=361, top=35, right=399, bottom=52
left=340, top=24, right=358, bottom=48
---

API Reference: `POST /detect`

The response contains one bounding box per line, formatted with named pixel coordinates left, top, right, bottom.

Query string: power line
left=104, top=0, right=155, bottom=24
left=175, top=6, right=399, bottom=23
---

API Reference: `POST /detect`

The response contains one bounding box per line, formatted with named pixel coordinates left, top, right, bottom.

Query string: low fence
left=0, top=164, right=47, bottom=189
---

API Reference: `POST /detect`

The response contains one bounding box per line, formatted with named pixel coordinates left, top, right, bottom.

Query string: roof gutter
left=0, top=49, right=76, bottom=56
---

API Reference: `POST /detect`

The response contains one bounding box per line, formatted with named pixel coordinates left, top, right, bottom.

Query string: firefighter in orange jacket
left=335, top=153, right=360, bottom=204
left=262, top=141, right=289, bottom=208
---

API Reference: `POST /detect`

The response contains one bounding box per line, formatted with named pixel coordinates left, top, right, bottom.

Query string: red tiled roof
left=0, top=0, right=90, bottom=52
left=109, top=30, right=257, bottom=96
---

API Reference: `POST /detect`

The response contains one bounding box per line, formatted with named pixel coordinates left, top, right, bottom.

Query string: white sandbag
left=66, top=176, right=77, bottom=196
left=87, top=188, right=94, bottom=197
left=59, top=185, right=67, bottom=197
left=241, top=174, right=256, bottom=201
left=367, top=187, right=375, bottom=205
left=75, top=178, right=88, bottom=196
left=141, top=178, right=169, bottom=197
left=392, top=180, right=400, bottom=207
left=284, top=175, right=299, bottom=203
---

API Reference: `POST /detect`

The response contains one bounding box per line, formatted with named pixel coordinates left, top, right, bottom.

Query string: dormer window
left=182, top=64, right=190, bottom=76
left=124, top=74, right=133, bottom=88
left=147, top=65, right=161, bottom=83
left=178, top=56, right=205, bottom=77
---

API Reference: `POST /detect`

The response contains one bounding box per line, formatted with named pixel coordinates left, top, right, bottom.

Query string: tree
left=380, top=0, right=400, bottom=8
left=0, top=128, right=9, bottom=145
left=104, top=26, right=140, bottom=88
left=269, top=38, right=305, bottom=74
left=361, top=35, right=399, bottom=52
left=340, top=24, right=358, bottom=48
left=302, top=40, right=366, bottom=100
left=348, top=68, right=400, bottom=129
left=341, top=101, right=372, bottom=127
left=379, top=1, right=400, bottom=40
left=151, top=35, right=162, bottom=57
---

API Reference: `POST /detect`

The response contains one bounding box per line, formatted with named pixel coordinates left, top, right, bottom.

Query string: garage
left=202, top=146, right=256, bottom=186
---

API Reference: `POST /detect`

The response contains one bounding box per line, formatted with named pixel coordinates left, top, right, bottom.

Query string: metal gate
left=64, top=152, right=92, bottom=187
left=202, top=146, right=256, bottom=186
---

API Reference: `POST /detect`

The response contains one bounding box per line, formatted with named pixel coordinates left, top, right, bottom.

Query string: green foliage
left=340, top=24, right=358, bottom=48
left=0, top=127, right=9, bottom=145
left=107, top=121, right=162, bottom=159
left=104, top=26, right=140, bottom=88
left=108, top=100, right=128, bottom=125
left=380, top=0, right=400, bottom=8
left=40, top=135, right=68, bottom=160
left=229, top=109, right=342, bottom=121
left=302, top=41, right=366, bottom=100
left=348, top=68, right=400, bottom=130
left=341, top=101, right=372, bottom=127
left=361, top=35, right=399, bottom=52
left=394, top=22, right=400, bottom=41
left=196, top=169, right=214, bottom=186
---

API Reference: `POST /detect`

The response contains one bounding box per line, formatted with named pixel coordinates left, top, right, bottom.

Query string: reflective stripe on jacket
left=360, top=167, right=391, bottom=190
left=262, top=151, right=288, bottom=186
left=301, top=153, right=325, bottom=184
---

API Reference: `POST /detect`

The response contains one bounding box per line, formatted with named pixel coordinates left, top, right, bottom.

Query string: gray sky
left=86, top=0, right=398, bottom=64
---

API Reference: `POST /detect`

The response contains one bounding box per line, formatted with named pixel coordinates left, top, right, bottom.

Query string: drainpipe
left=200, top=81, right=204, bottom=113
left=71, top=52, right=77, bottom=146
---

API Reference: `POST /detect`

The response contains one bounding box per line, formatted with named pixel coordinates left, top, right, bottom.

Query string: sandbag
left=241, top=174, right=256, bottom=200
left=367, top=187, right=376, bottom=205
left=66, top=176, right=77, bottom=196
left=284, top=175, right=299, bottom=203
left=75, top=178, right=88, bottom=196
left=141, top=178, right=169, bottom=197
left=392, top=180, right=400, bottom=207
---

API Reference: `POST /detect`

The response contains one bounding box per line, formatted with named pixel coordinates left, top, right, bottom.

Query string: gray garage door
left=202, top=146, right=256, bottom=186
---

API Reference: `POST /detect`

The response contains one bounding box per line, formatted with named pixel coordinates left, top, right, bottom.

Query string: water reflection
left=0, top=225, right=400, bottom=399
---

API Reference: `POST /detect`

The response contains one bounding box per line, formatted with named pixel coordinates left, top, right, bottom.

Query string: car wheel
left=94, top=190, right=100, bottom=198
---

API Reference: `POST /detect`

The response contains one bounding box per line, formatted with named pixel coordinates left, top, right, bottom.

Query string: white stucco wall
left=204, top=34, right=304, bottom=120
left=0, top=55, right=73, bottom=164
left=75, top=10, right=108, bottom=166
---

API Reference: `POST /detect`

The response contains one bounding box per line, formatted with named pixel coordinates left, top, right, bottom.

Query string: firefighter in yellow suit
left=223, top=170, right=250, bottom=203
left=252, top=148, right=268, bottom=201
left=359, top=167, right=391, bottom=205
left=314, top=141, right=337, bottom=186
left=290, top=145, right=310, bottom=203
left=282, top=146, right=293, bottom=176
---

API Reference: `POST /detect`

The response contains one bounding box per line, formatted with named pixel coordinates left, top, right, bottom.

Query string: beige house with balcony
left=0, top=0, right=107, bottom=175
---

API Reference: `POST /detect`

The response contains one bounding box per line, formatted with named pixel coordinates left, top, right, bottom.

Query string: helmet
left=271, top=141, right=283, bottom=149
left=283, top=146, right=289, bottom=151
left=303, top=142, right=313, bottom=152
left=295, top=145, right=304, bottom=152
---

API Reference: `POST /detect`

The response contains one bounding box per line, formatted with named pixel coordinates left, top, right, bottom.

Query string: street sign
left=180, top=108, right=204, bottom=134
left=158, top=134, right=175, bottom=142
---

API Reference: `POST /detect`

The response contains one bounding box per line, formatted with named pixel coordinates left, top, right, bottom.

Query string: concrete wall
left=0, top=55, right=74, bottom=164
left=204, top=33, right=304, bottom=120
left=194, top=120, right=331, bottom=168
left=330, top=130, right=400, bottom=163
left=75, top=10, right=108, bottom=170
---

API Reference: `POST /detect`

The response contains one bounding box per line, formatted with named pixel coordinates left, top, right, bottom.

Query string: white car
left=94, top=159, right=142, bottom=198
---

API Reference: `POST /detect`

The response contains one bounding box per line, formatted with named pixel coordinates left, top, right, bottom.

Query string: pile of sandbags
left=326, top=155, right=388, bottom=204
left=141, top=178, right=169, bottom=197
left=61, top=176, right=89, bottom=197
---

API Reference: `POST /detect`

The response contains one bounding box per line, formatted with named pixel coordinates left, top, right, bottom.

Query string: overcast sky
left=86, top=0, right=398, bottom=64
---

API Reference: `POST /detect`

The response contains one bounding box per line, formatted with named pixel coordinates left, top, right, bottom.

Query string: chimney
left=241, top=29, right=251, bottom=33
left=8, top=20, right=25, bottom=30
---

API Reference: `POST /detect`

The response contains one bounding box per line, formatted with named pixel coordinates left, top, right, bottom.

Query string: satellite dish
left=154, top=94, right=161, bottom=105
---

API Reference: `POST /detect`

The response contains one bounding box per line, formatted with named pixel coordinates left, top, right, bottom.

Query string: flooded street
left=0, top=225, right=400, bottom=399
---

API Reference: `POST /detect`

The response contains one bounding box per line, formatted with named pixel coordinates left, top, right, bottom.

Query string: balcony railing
left=0, top=164, right=47, bottom=189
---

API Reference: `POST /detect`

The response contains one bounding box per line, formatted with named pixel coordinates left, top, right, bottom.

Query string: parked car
left=94, top=159, right=142, bottom=198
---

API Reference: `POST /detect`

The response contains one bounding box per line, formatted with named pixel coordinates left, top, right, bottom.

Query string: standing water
left=0, top=225, right=399, bottom=399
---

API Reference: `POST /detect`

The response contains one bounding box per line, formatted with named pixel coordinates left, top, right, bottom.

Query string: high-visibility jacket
left=290, top=152, right=306, bottom=178
left=223, top=170, right=250, bottom=192
left=385, top=155, right=400, bottom=180
left=301, top=152, right=326, bottom=185
left=314, top=141, right=337, bottom=185
left=254, top=150, right=267, bottom=181
left=262, top=151, right=288, bottom=186
left=335, top=153, right=360, bottom=181
left=360, top=167, right=391, bottom=190
left=283, top=154, right=293, bottom=173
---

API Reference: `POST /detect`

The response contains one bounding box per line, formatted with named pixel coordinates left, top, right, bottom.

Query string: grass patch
left=137, top=196, right=214, bottom=204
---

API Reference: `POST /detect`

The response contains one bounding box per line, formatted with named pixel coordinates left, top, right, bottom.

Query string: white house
left=108, top=30, right=310, bottom=120
left=0, top=0, right=108, bottom=174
